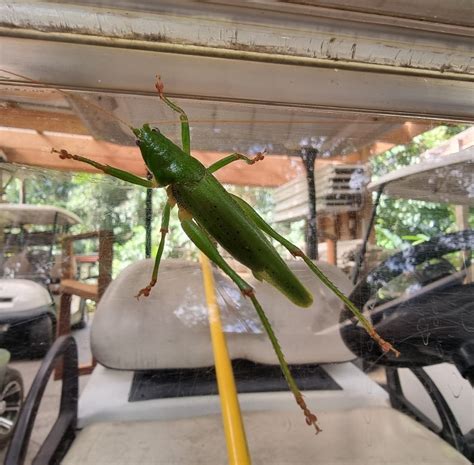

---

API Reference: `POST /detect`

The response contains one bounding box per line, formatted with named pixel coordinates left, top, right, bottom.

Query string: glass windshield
left=0, top=3, right=472, bottom=464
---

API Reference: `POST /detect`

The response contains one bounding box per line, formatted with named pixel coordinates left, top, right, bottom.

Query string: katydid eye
left=152, top=127, right=160, bottom=134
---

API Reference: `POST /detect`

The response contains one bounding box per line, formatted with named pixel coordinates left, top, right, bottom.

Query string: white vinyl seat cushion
left=63, top=407, right=469, bottom=465
left=91, top=259, right=355, bottom=370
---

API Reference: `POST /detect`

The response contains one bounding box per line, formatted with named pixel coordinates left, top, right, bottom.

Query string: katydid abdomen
left=172, top=172, right=313, bottom=308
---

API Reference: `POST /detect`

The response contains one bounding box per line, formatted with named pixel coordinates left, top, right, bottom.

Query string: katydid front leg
left=156, top=77, right=266, bottom=172
left=178, top=207, right=322, bottom=434
left=53, top=149, right=157, bottom=188
left=54, top=148, right=171, bottom=299
left=155, top=76, right=190, bottom=155
left=231, top=194, right=400, bottom=357
left=135, top=200, right=173, bottom=299
left=207, top=151, right=265, bottom=173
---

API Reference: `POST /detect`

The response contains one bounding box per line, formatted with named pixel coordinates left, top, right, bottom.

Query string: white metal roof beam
left=2, top=36, right=473, bottom=122
left=1, top=1, right=473, bottom=77
left=0, top=1, right=473, bottom=121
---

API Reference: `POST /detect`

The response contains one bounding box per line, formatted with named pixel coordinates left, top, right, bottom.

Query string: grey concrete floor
left=0, top=320, right=92, bottom=464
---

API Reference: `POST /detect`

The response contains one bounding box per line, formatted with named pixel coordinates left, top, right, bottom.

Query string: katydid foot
left=135, top=223, right=170, bottom=300
left=155, top=75, right=164, bottom=97
left=296, top=395, right=322, bottom=434
left=238, top=150, right=265, bottom=165
left=135, top=279, right=157, bottom=300
left=53, top=148, right=74, bottom=160
left=369, top=328, right=400, bottom=357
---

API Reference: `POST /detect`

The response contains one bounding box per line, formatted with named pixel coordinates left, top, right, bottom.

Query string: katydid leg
left=135, top=202, right=172, bottom=299
left=231, top=194, right=400, bottom=357
left=155, top=77, right=190, bottom=155
left=207, top=151, right=265, bottom=173
left=179, top=209, right=322, bottom=433
left=54, top=149, right=156, bottom=188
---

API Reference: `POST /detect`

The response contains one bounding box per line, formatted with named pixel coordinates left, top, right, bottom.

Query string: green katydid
left=4, top=69, right=399, bottom=432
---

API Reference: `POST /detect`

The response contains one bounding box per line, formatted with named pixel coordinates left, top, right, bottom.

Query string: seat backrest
left=50, top=254, right=77, bottom=282
left=3, top=251, right=32, bottom=276
left=91, top=259, right=355, bottom=370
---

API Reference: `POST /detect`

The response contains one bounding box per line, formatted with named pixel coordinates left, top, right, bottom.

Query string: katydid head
left=132, top=123, right=159, bottom=143
left=132, top=124, right=200, bottom=186
left=132, top=124, right=164, bottom=179
left=132, top=124, right=165, bottom=162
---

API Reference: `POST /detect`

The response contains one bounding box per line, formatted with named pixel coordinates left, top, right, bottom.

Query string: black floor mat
left=129, top=359, right=341, bottom=402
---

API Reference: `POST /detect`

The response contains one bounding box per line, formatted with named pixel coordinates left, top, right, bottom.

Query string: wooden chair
left=55, top=230, right=113, bottom=379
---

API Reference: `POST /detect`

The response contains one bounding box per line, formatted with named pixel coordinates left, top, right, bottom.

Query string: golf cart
left=341, top=146, right=474, bottom=459
left=0, top=203, right=87, bottom=357
left=5, top=149, right=473, bottom=464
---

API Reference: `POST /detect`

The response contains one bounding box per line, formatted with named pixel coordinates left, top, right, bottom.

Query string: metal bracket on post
left=299, top=147, right=319, bottom=260
left=145, top=171, right=153, bottom=259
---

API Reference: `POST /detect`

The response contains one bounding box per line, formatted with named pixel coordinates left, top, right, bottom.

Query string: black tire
left=29, top=316, right=54, bottom=359
left=0, top=367, right=24, bottom=449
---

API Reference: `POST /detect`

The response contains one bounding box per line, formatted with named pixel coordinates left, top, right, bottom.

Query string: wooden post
left=62, top=237, right=74, bottom=280
left=455, top=205, right=469, bottom=230
left=98, top=230, right=114, bottom=298
left=299, top=148, right=319, bottom=260
left=57, top=235, right=74, bottom=338
left=455, top=205, right=473, bottom=283
left=326, top=238, right=337, bottom=266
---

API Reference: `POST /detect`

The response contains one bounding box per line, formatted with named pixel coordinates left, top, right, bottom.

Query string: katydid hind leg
left=135, top=202, right=172, bottom=299
left=231, top=194, right=400, bottom=357
left=179, top=210, right=322, bottom=433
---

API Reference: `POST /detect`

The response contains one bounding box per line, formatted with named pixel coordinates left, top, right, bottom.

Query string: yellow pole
left=199, top=253, right=252, bottom=465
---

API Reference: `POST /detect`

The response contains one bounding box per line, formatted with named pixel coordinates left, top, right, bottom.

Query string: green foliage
left=370, top=125, right=470, bottom=249
left=4, top=123, right=471, bottom=277
left=5, top=168, right=148, bottom=275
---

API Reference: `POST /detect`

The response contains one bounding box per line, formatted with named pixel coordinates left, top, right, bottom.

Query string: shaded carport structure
left=0, top=0, right=473, bottom=248
left=1, top=3, right=474, bottom=465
